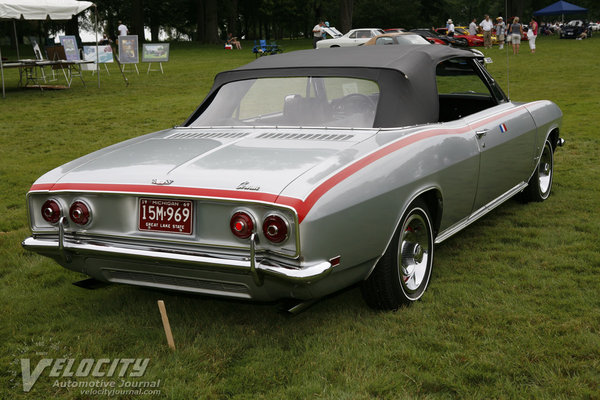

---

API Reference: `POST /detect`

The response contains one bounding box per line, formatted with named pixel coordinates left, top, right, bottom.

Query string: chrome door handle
left=475, top=129, right=489, bottom=138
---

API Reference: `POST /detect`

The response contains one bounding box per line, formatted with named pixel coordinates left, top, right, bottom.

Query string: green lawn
left=1, top=37, right=599, bottom=399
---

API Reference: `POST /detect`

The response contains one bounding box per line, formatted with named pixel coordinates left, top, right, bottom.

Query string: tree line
left=3, top=0, right=598, bottom=46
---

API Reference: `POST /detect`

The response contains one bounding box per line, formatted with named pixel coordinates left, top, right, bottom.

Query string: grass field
left=1, top=37, right=599, bottom=399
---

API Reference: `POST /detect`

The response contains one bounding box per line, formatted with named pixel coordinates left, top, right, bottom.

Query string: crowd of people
left=456, top=14, right=540, bottom=54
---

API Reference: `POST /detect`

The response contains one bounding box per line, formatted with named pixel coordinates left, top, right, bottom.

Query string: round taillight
left=230, top=211, right=254, bottom=239
left=262, top=215, right=288, bottom=243
left=69, top=201, right=90, bottom=225
left=41, top=200, right=61, bottom=224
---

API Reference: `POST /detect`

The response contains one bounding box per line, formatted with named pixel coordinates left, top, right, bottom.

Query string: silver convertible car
left=23, top=45, right=563, bottom=311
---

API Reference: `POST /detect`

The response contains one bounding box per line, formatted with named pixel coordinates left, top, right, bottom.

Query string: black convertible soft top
left=189, top=45, right=480, bottom=128
left=234, top=44, right=477, bottom=72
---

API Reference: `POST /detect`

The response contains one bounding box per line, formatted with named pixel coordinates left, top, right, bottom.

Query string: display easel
left=146, top=62, right=164, bottom=74
left=142, top=43, right=169, bottom=75
left=92, top=64, right=110, bottom=75
left=121, top=63, right=139, bottom=75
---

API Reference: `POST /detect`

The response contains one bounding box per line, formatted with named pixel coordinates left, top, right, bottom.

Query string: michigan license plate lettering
left=138, top=198, right=193, bottom=234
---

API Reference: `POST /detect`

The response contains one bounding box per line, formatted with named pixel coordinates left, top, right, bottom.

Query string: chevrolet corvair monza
left=23, top=45, right=563, bottom=310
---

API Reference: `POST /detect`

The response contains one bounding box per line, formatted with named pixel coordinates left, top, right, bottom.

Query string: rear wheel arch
left=548, top=128, right=560, bottom=151
left=418, top=189, right=443, bottom=238
left=363, top=187, right=442, bottom=282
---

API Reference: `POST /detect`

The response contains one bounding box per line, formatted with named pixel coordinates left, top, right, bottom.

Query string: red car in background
left=386, top=28, right=446, bottom=45
left=435, top=27, right=484, bottom=46
left=383, top=28, right=408, bottom=33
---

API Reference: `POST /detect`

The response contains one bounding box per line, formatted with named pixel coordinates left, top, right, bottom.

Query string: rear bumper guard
left=22, top=218, right=334, bottom=286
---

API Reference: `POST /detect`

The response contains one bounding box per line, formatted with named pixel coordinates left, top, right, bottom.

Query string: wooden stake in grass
left=157, top=300, right=176, bottom=350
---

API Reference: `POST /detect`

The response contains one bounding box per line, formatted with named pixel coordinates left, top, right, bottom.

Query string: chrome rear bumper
left=22, top=218, right=334, bottom=289
left=22, top=234, right=333, bottom=285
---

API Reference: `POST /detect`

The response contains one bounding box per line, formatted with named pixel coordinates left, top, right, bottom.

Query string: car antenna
left=505, top=0, right=510, bottom=99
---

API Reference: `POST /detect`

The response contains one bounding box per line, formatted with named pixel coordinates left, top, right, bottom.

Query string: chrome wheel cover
left=397, top=210, right=431, bottom=295
left=538, top=142, right=553, bottom=198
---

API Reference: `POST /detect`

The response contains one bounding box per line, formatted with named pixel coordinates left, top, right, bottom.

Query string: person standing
left=528, top=17, right=539, bottom=53
left=469, top=18, right=478, bottom=35
left=506, top=17, right=514, bottom=47
left=312, top=20, right=324, bottom=48
left=510, top=17, right=523, bottom=54
left=496, top=17, right=506, bottom=50
left=322, top=21, right=330, bottom=40
left=480, top=15, right=494, bottom=48
left=117, top=20, right=128, bottom=37
left=447, top=19, right=455, bottom=36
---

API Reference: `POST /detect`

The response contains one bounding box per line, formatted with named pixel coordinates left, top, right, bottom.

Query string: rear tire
left=361, top=199, right=434, bottom=310
left=521, top=139, right=553, bottom=202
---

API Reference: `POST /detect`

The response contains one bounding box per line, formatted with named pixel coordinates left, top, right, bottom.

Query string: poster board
left=31, top=39, right=43, bottom=60
left=83, top=45, right=114, bottom=63
left=46, top=46, right=66, bottom=62
left=142, top=43, right=170, bottom=62
left=59, top=36, right=80, bottom=61
left=118, top=35, right=139, bottom=64
left=82, top=45, right=114, bottom=71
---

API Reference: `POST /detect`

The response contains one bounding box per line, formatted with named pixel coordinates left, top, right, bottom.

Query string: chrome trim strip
left=249, top=233, right=263, bottom=286
left=22, top=236, right=333, bottom=284
left=58, top=216, right=70, bottom=262
left=435, top=182, right=528, bottom=244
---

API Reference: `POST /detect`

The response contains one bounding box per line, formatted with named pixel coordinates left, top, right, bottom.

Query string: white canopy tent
left=0, top=0, right=93, bottom=19
left=0, top=0, right=97, bottom=98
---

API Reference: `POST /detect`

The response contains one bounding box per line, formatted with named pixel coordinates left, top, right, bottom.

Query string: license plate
left=138, top=198, right=193, bottom=235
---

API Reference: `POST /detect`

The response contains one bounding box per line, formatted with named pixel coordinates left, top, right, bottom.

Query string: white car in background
left=316, top=28, right=384, bottom=48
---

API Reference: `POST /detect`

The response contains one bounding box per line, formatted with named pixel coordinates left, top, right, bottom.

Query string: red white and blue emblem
left=499, top=123, right=508, bottom=133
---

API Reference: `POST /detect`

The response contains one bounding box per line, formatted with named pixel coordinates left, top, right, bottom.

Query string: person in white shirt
left=480, top=15, right=494, bottom=48
left=447, top=19, right=455, bottom=36
left=469, top=18, right=478, bottom=35
left=117, top=21, right=128, bottom=37
left=312, top=21, right=324, bottom=48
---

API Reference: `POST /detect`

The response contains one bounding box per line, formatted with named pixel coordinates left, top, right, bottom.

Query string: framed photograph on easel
left=142, top=43, right=170, bottom=62
left=118, top=35, right=139, bottom=64
left=82, top=45, right=114, bottom=72
left=142, top=43, right=169, bottom=74
left=59, top=36, right=80, bottom=61
left=118, top=35, right=139, bottom=74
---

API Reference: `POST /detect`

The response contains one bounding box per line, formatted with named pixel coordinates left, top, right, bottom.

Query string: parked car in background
left=23, top=45, right=564, bottom=311
left=589, top=22, right=600, bottom=31
left=435, top=27, right=484, bottom=46
left=362, top=32, right=431, bottom=46
left=316, top=28, right=384, bottom=48
left=560, top=20, right=592, bottom=38
left=456, top=25, right=499, bottom=45
left=384, top=28, right=408, bottom=33
left=411, top=28, right=469, bottom=47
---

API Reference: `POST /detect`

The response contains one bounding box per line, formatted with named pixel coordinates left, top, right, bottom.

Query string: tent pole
left=1, top=47, right=5, bottom=99
left=95, top=4, right=100, bottom=88
left=13, top=19, right=20, bottom=60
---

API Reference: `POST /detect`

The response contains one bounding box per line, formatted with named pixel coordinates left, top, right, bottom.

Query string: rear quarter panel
left=283, top=122, right=480, bottom=277
left=523, top=100, right=563, bottom=154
